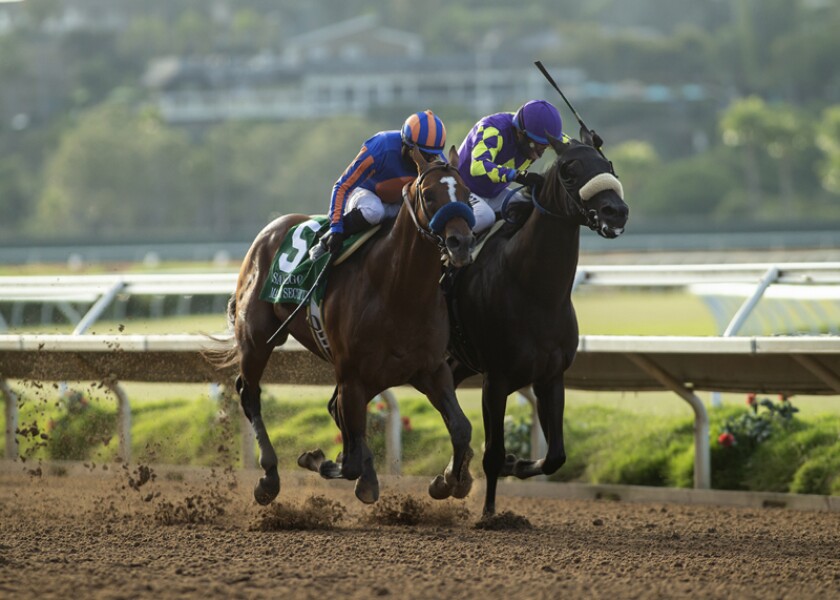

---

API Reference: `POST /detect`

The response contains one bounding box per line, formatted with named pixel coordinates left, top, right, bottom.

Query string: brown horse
left=216, top=146, right=476, bottom=506
left=447, top=129, right=630, bottom=516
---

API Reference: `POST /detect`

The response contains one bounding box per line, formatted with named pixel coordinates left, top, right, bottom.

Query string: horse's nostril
left=602, top=205, right=629, bottom=222
left=446, top=235, right=462, bottom=250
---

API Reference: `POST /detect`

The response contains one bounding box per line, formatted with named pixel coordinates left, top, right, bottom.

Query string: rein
left=529, top=155, right=622, bottom=232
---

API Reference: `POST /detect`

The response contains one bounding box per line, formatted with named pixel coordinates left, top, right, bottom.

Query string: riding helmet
left=513, top=100, right=562, bottom=145
left=401, top=110, right=446, bottom=158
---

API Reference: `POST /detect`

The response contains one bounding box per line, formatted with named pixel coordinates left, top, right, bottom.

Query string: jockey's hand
left=515, top=170, right=544, bottom=191
left=327, top=231, right=346, bottom=257
left=590, top=129, right=604, bottom=149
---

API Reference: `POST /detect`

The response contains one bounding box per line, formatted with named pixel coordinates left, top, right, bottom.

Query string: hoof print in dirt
left=474, top=511, right=532, bottom=531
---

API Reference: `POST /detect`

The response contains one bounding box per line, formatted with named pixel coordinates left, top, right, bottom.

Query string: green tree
left=761, top=103, right=810, bottom=218
left=0, top=155, right=34, bottom=235
left=638, top=150, right=737, bottom=221
left=720, top=96, right=771, bottom=212
left=34, top=101, right=192, bottom=238
left=608, top=140, right=659, bottom=212
left=815, top=105, right=840, bottom=197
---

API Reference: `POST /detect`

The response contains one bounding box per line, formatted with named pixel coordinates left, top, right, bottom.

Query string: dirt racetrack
left=1, top=461, right=839, bottom=600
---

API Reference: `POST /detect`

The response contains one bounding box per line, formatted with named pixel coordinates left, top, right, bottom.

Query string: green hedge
left=4, top=390, right=839, bottom=496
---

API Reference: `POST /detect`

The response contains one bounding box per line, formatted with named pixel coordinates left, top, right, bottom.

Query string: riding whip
left=534, top=60, right=604, bottom=151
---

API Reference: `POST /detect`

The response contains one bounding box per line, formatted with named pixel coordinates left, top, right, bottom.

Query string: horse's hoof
left=254, top=476, right=280, bottom=505
left=451, top=448, right=474, bottom=499
left=428, top=474, right=452, bottom=500
left=451, top=472, right=473, bottom=499
left=297, top=449, right=325, bottom=472
left=355, top=471, right=380, bottom=504
left=318, top=459, right=343, bottom=480
left=340, top=453, right=363, bottom=481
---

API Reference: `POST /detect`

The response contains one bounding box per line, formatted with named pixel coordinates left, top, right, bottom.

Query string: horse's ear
left=547, top=132, right=569, bottom=154
left=410, top=144, right=428, bottom=170
left=579, top=126, right=604, bottom=149
left=448, top=145, right=459, bottom=169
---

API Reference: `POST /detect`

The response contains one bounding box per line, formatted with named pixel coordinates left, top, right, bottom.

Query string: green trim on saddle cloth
left=259, top=216, right=380, bottom=306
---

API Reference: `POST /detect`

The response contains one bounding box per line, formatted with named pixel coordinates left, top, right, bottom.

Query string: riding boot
left=309, top=210, right=372, bottom=261
left=341, top=208, right=372, bottom=235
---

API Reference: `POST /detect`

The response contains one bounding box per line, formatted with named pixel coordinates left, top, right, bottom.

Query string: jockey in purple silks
left=310, top=110, right=448, bottom=260
left=457, top=100, right=564, bottom=234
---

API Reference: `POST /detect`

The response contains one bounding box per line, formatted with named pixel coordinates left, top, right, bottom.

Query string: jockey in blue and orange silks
left=310, top=110, right=448, bottom=260
left=457, top=100, right=564, bottom=234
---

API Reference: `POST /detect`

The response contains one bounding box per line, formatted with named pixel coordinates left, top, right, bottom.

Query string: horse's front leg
left=236, top=374, right=280, bottom=505
left=411, top=363, right=474, bottom=500
left=508, top=376, right=567, bottom=479
left=313, top=381, right=379, bottom=503
left=480, top=373, right=510, bottom=516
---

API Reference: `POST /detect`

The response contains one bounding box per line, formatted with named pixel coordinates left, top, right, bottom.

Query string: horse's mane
left=495, top=155, right=569, bottom=236
left=540, top=157, right=564, bottom=206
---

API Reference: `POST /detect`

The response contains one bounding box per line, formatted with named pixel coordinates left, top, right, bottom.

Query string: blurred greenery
left=2, top=0, right=840, bottom=241
left=6, top=385, right=839, bottom=495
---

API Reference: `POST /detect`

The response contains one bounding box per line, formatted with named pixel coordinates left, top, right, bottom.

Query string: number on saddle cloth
left=258, top=216, right=374, bottom=306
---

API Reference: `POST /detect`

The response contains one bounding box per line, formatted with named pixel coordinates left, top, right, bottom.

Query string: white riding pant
left=345, top=188, right=400, bottom=225
left=469, top=187, right=530, bottom=234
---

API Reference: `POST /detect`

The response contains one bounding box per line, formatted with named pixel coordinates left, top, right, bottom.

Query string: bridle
left=531, top=146, right=622, bottom=233
left=401, top=162, right=468, bottom=251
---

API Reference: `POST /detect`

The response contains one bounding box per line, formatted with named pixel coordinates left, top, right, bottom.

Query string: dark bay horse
left=217, top=146, right=476, bottom=506
left=448, top=129, right=630, bottom=515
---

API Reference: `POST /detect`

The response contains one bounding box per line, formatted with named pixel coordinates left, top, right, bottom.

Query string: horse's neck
left=374, top=209, right=441, bottom=302
left=505, top=210, right=580, bottom=301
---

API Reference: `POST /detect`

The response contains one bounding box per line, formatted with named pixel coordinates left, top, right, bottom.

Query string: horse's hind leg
left=297, top=386, right=338, bottom=473
left=411, top=363, right=474, bottom=500
left=237, top=336, right=282, bottom=505
left=530, top=377, right=567, bottom=476
left=505, top=377, right=567, bottom=479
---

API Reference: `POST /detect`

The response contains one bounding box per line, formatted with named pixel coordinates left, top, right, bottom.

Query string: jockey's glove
left=327, top=231, right=346, bottom=257
left=515, top=170, right=544, bottom=190
left=309, top=231, right=345, bottom=262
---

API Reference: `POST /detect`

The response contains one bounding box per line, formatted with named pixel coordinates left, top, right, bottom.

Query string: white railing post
left=1, top=379, right=19, bottom=460
left=105, top=381, right=131, bottom=463
left=711, top=266, right=781, bottom=407
left=627, top=354, right=711, bottom=490
left=380, top=389, right=401, bottom=475
left=517, top=386, right=547, bottom=460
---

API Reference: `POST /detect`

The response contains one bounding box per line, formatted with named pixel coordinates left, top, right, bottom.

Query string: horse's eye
left=560, top=161, right=577, bottom=186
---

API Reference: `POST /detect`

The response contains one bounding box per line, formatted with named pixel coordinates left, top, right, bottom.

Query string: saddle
left=259, top=216, right=380, bottom=360
left=259, top=216, right=380, bottom=306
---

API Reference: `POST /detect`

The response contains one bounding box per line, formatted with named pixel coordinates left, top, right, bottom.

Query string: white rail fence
left=2, top=333, right=839, bottom=489
left=1, top=263, right=840, bottom=488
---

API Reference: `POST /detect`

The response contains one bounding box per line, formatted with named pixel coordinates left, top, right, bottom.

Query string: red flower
left=401, top=416, right=412, bottom=432
left=376, top=402, right=386, bottom=412
left=746, top=393, right=757, bottom=407
left=717, top=432, right=735, bottom=448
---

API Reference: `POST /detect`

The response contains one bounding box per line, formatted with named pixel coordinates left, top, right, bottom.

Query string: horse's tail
left=201, top=293, right=241, bottom=371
